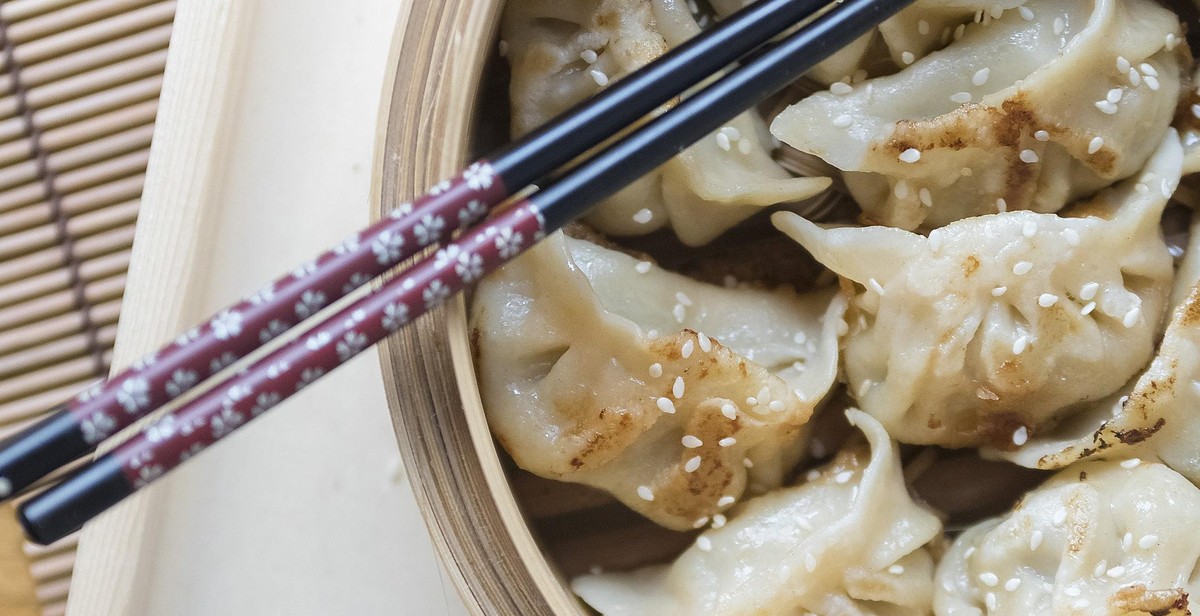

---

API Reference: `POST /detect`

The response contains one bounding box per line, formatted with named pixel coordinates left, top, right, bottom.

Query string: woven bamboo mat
left=0, top=0, right=175, bottom=613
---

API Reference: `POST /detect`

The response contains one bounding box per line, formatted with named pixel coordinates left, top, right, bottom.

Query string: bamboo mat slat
left=0, top=1, right=176, bottom=614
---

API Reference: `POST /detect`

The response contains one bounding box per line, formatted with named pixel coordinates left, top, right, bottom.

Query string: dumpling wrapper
left=472, top=233, right=845, bottom=530
left=502, top=0, right=830, bottom=246
left=773, top=132, right=1180, bottom=448
left=771, top=0, right=1187, bottom=230
left=936, top=460, right=1200, bottom=615
left=574, top=410, right=942, bottom=616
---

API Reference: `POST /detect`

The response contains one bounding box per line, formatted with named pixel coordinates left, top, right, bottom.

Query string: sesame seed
left=992, top=286, right=1008, bottom=297
left=1030, top=530, right=1044, bottom=550
left=1013, top=335, right=1028, bottom=355
left=1145, top=75, right=1160, bottom=91
left=1088, top=136, right=1104, bottom=154
left=1013, top=426, right=1029, bottom=445
left=793, top=331, right=807, bottom=344
left=1006, top=578, right=1022, bottom=591
left=681, top=339, right=694, bottom=358
left=1129, top=68, right=1141, bottom=86
left=637, top=486, right=654, bottom=501
left=675, top=291, right=693, bottom=306
left=979, top=572, right=999, bottom=587
left=950, top=91, right=972, bottom=104
left=986, top=593, right=997, bottom=610
left=830, top=81, right=853, bottom=95
left=1053, top=17, right=1064, bottom=35
left=673, top=376, right=685, bottom=399
left=888, top=564, right=906, bottom=574
left=656, top=397, right=676, bottom=414
left=719, top=404, right=738, bottom=422
left=697, top=536, right=712, bottom=551
left=894, top=180, right=909, bottom=199
left=918, top=19, right=930, bottom=34
left=718, top=495, right=735, bottom=507
left=632, top=208, right=653, bottom=224
left=1080, top=282, right=1099, bottom=300
left=684, top=456, right=702, bottom=472
left=1107, top=88, right=1123, bottom=103
left=697, top=333, right=711, bottom=352
left=1013, top=261, right=1032, bottom=275
left=1034, top=130, right=1050, bottom=141
left=996, top=198, right=1007, bottom=212
left=692, top=516, right=710, bottom=529
left=901, top=51, right=915, bottom=65
left=1052, top=507, right=1067, bottom=526
left=929, top=229, right=944, bottom=253
left=1139, top=534, right=1159, bottom=549
left=743, top=458, right=753, bottom=468
left=635, top=261, right=652, bottom=274
left=972, top=67, right=990, bottom=86
left=805, top=553, right=817, bottom=572
left=590, top=69, right=609, bottom=86
left=1107, top=566, right=1126, bottom=578
left=711, top=514, right=727, bottom=528
left=857, top=380, right=872, bottom=397
left=746, top=396, right=758, bottom=406
left=1038, top=294, right=1059, bottom=308
left=715, top=132, right=732, bottom=151
left=649, top=363, right=663, bottom=378
left=682, top=435, right=702, bottom=448
left=805, top=469, right=821, bottom=482
left=1064, top=586, right=1081, bottom=597
left=1123, top=532, right=1133, bottom=551
left=580, top=49, right=598, bottom=63
left=719, top=437, right=736, bottom=447
left=1116, top=56, right=1131, bottom=72
left=1095, top=100, right=1118, bottom=114
left=899, top=148, right=921, bottom=163
left=1081, top=301, right=1096, bottom=315
left=964, top=547, right=976, bottom=558
left=768, top=400, right=786, bottom=412
left=1073, top=599, right=1090, bottom=610
left=1193, top=104, right=1200, bottom=119
left=1123, top=306, right=1140, bottom=328
left=835, top=470, right=854, bottom=484
left=1023, top=220, right=1038, bottom=238
left=1120, top=458, right=1141, bottom=468
left=919, top=187, right=933, bottom=207
left=1019, top=5, right=1033, bottom=19
left=720, top=126, right=741, bottom=140
left=1140, top=62, right=1158, bottom=76
left=833, top=114, right=853, bottom=128
left=1019, top=149, right=1039, bottom=163
left=869, top=278, right=885, bottom=296
left=1063, top=228, right=1081, bottom=246
left=1167, top=32, right=1180, bottom=50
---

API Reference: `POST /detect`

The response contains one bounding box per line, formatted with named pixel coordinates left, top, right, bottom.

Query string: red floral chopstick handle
left=0, top=163, right=506, bottom=500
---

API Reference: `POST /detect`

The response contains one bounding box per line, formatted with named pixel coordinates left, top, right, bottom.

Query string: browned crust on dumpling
left=1109, top=584, right=1189, bottom=615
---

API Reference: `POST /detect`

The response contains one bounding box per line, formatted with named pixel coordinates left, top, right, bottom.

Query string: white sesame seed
left=929, top=229, right=944, bottom=253
left=1139, top=534, right=1159, bottom=549
left=745, top=396, right=757, bottom=406
left=1120, top=458, right=1141, bottom=468
left=681, top=339, right=694, bottom=358
left=1053, top=17, right=1064, bottom=35
left=580, top=49, right=598, bottom=63
left=918, top=19, right=930, bottom=34
left=1030, top=530, right=1044, bottom=551
left=833, top=114, right=853, bottom=128
left=899, top=148, right=922, bottom=163
left=1052, top=507, right=1067, bottom=526
left=697, top=536, right=712, bottom=551
left=737, top=139, right=752, bottom=155
left=682, top=435, right=702, bottom=448
left=720, top=126, right=741, bottom=140
left=894, top=180, right=909, bottom=199
left=1088, top=136, right=1104, bottom=154
left=684, top=456, right=702, bottom=473
left=1013, top=335, right=1028, bottom=355
left=865, top=278, right=886, bottom=297
left=767, top=400, right=785, bottom=412
left=1107, top=566, right=1126, bottom=578
left=675, top=291, right=693, bottom=306
left=830, top=81, right=853, bottom=95
left=657, top=397, right=676, bottom=414
left=1145, top=75, right=1160, bottom=91
left=719, top=437, right=736, bottom=447
left=1081, top=301, right=1096, bottom=315
left=1005, top=578, right=1022, bottom=591
left=986, top=593, right=998, bottom=610
left=1095, top=100, right=1118, bottom=114
left=697, top=333, right=711, bottom=353
left=718, top=495, right=735, bottom=507
left=919, top=187, right=933, bottom=207
left=992, top=286, right=1008, bottom=297
left=1034, top=130, right=1050, bottom=141
left=1140, top=62, right=1158, bottom=77
left=805, top=553, right=817, bottom=572
left=1019, top=149, right=1039, bottom=163
left=888, top=564, right=906, bottom=575
left=996, top=197, right=1008, bottom=212
left=715, top=132, right=732, bottom=151
left=972, top=67, right=991, bottom=87
left=1123, top=532, right=1134, bottom=551
left=1064, top=586, right=1081, bottom=597
left=1063, top=228, right=1081, bottom=246
left=1193, top=104, right=1200, bottom=119
left=743, top=458, right=753, bottom=468
left=637, top=486, right=654, bottom=501
left=1023, top=220, right=1038, bottom=238
left=1080, top=282, right=1099, bottom=300
left=793, top=331, right=807, bottom=345
left=720, top=403, right=737, bottom=420
left=1107, top=88, right=1123, bottom=104
left=1129, top=68, right=1141, bottom=86
left=1038, top=293, right=1059, bottom=308
left=1013, top=261, right=1032, bottom=275
left=1013, top=426, right=1029, bottom=445
left=1123, top=306, right=1140, bottom=328
left=964, top=547, right=976, bottom=558
left=692, top=516, right=710, bottom=529
left=673, top=376, right=685, bottom=399
left=1167, top=32, right=1180, bottom=50
left=950, top=91, right=972, bottom=104
left=711, top=514, right=727, bottom=529
left=635, top=261, right=652, bottom=274
left=835, top=470, right=853, bottom=484
left=649, top=363, right=663, bottom=378
left=1019, top=5, right=1033, bottom=19
left=979, top=572, right=999, bottom=587
left=590, top=69, right=609, bottom=87
left=1116, top=56, right=1131, bottom=73
left=632, top=208, right=653, bottom=224
left=901, top=51, right=915, bottom=65
left=1072, top=599, right=1090, bottom=609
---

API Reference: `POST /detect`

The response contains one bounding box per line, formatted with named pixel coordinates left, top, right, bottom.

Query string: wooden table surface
left=62, top=1, right=470, bottom=614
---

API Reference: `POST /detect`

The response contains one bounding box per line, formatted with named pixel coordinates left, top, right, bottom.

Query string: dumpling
left=502, top=0, right=830, bottom=246
left=771, top=0, right=1187, bottom=230
left=573, top=410, right=943, bottom=616
left=471, top=232, right=845, bottom=530
left=1177, top=67, right=1200, bottom=175
left=772, top=132, right=1180, bottom=448
left=935, top=460, right=1200, bottom=615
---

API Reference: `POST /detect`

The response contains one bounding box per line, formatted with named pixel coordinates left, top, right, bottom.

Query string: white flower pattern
left=266, top=360, right=292, bottom=379
left=295, top=290, right=327, bottom=319
left=210, top=309, right=244, bottom=340
left=209, top=351, right=238, bottom=374
left=174, top=327, right=201, bottom=347
left=494, top=227, right=524, bottom=259
left=248, top=283, right=275, bottom=306
left=292, top=259, right=318, bottom=279
left=296, top=367, right=325, bottom=391
left=209, top=407, right=245, bottom=439
left=371, top=230, right=405, bottom=265
left=305, top=331, right=332, bottom=350
left=116, top=377, right=150, bottom=414
left=144, top=415, right=177, bottom=443
left=422, top=279, right=451, bottom=309
left=81, top=411, right=116, bottom=444
left=75, top=381, right=103, bottom=403
left=413, top=214, right=445, bottom=246
left=388, top=202, right=414, bottom=219
left=165, top=369, right=199, bottom=399
left=250, top=392, right=281, bottom=417
left=134, top=464, right=164, bottom=488
left=258, top=319, right=289, bottom=343
left=333, top=232, right=360, bottom=255
left=458, top=200, right=487, bottom=227
left=178, top=442, right=206, bottom=463
left=382, top=302, right=409, bottom=331
left=463, top=162, right=495, bottom=191
left=131, top=351, right=157, bottom=371
left=341, top=272, right=371, bottom=295
left=428, top=179, right=452, bottom=195
left=336, top=331, right=368, bottom=362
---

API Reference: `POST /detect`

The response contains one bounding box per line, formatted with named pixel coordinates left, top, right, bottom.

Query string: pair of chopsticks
left=0, top=0, right=911, bottom=545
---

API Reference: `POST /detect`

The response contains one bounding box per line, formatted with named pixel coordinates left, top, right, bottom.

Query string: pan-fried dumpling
left=1177, top=67, right=1200, bottom=175
left=573, top=410, right=942, bottom=616
left=772, top=133, right=1180, bottom=448
left=935, top=460, right=1200, bottom=615
left=502, top=0, right=830, bottom=246
left=471, top=233, right=845, bottom=530
left=771, top=0, right=1187, bottom=230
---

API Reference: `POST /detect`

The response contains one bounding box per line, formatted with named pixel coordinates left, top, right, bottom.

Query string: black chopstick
left=18, top=0, right=913, bottom=544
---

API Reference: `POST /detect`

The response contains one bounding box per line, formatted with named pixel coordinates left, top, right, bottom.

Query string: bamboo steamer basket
left=372, top=2, right=700, bottom=614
